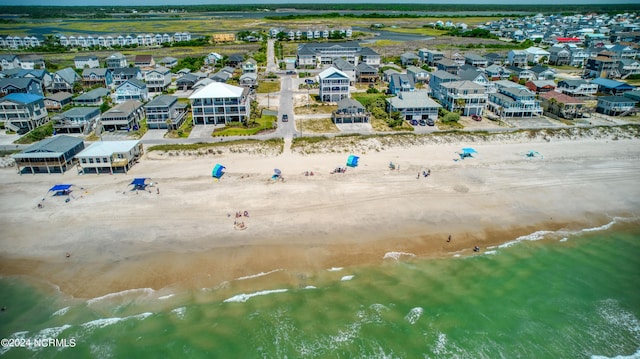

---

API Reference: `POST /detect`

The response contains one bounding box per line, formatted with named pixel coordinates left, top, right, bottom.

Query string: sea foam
left=236, top=269, right=283, bottom=281
left=81, top=312, right=153, bottom=330
left=86, top=288, right=155, bottom=305
left=327, top=267, right=343, bottom=272
left=405, top=307, right=424, bottom=325
left=223, top=289, right=288, bottom=303
left=340, top=275, right=354, bottom=281
left=383, top=251, right=416, bottom=260
left=51, top=306, right=70, bottom=317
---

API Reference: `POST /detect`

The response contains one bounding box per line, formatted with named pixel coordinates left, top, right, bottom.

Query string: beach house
left=331, top=98, right=371, bottom=124
left=73, top=88, right=110, bottom=107
left=557, top=79, right=598, bottom=97
left=355, top=63, right=378, bottom=84
left=595, top=96, right=637, bottom=116
left=44, top=92, right=73, bottom=111
left=406, top=66, right=429, bottom=84
left=76, top=140, right=143, bottom=174
left=145, top=66, right=171, bottom=93
left=100, top=100, right=145, bottom=131
left=418, top=48, right=444, bottom=66
left=189, top=82, right=249, bottom=125
left=539, top=91, right=586, bottom=119
left=488, top=87, right=542, bottom=118
left=0, top=93, right=48, bottom=133
left=112, top=67, right=142, bottom=86
left=51, top=107, right=100, bottom=134
left=439, top=80, right=487, bottom=116
left=318, top=67, right=350, bottom=103
left=82, top=68, right=113, bottom=88
left=144, top=95, right=187, bottom=130
left=74, top=55, right=100, bottom=69
left=386, top=91, right=441, bottom=122
left=114, top=79, right=149, bottom=103
left=106, top=52, right=128, bottom=69
left=12, top=135, right=85, bottom=174
left=49, top=68, right=81, bottom=93
left=388, top=73, right=415, bottom=95
left=0, top=77, right=43, bottom=97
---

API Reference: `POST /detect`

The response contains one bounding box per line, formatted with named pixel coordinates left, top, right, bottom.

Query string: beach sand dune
left=1, top=137, right=639, bottom=298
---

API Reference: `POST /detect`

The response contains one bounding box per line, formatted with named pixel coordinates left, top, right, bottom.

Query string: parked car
left=410, top=119, right=418, bottom=126
left=471, top=114, right=482, bottom=121
left=418, top=119, right=427, bottom=126
left=282, top=114, right=288, bottom=122
left=426, top=119, right=435, bottom=126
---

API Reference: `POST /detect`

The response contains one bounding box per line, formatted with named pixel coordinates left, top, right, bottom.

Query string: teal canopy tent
left=346, top=155, right=360, bottom=167
left=212, top=164, right=226, bottom=179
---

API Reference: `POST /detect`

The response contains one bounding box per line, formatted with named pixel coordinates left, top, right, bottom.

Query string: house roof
left=54, top=107, right=100, bottom=119
left=189, top=82, right=245, bottom=99
left=74, top=87, right=109, bottom=101
left=102, top=100, right=143, bottom=118
left=112, top=67, right=140, bottom=76
left=500, top=87, right=535, bottom=98
left=401, top=52, right=420, bottom=59
left=176, top=73, right=199, bottom=84
left=107, top=52, right=126, bottom=60
left=159, top=56, right=178, bottom=63
left=14, top=135, right=83, bottom=158
left=406, top=65, right=427, bottom=74
left=529, top=65, right=555, bottom=74
left=77, top=140, right=140, bottom=157
left=356, top=63, right=376, bottom=72
left=74, top=55, right=98, bottom=61
left=0, top=77, right=39, bottom=90
left=134, top=55, right=153, bottom=63
left=319, top=67, right=349, bottom=80
left=240, top=72, right=257, bottom=81
left=436, top=58, right=459, bottom=67
left=389, top=73, right=415, bottom=88
left=332, top=58, right=355, bottom=71
left=337, top=98, right=365, bottom=110
left=597, top=96, right=637, bottom=104
left=431, top=70, right=460, bottom=81
left=1, top=93, right=43, bottom=104
left=47, top=91, right=73, bottom=101
left=539, top=91, right=584, bottom=104
left=55, top=68, right=79, bottom=84
left=117, top=79, right=146, bottom=89
left=387, top=91, right=440, bottom=109
left=464, top=53, right=487, bottom=61
left=528, top=80, right=556, bottom=88
left=82, top=68, right=109, bottom=77
left=144, top=95, right=177, bottom=107
left=458, top=69, right=486, bottom=82
left=441, top=80, right=485, bottom=91
left=591, top=77, right=635, bottom=90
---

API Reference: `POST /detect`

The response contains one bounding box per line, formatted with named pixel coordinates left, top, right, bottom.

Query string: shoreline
left=1, top=136, right=639, bottom=298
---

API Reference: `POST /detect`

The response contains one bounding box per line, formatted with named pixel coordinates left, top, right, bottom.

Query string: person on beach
left=447, top=235, right=452, bottom=243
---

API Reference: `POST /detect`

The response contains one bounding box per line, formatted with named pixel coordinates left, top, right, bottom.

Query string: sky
left=0, top=0, right=637, bottom=5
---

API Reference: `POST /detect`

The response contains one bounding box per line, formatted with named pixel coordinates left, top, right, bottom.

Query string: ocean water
left=1, top=219, right=639, bottom=358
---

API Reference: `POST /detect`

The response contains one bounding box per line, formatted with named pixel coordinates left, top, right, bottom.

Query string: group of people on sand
left=233, top=210, right=249, bottom=230
left=446, top=234, right=481, bottom=253
left=417, top=169, right=431, bottom=179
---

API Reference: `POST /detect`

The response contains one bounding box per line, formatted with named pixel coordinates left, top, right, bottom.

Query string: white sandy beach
left=0, top=133, right=639, bottom=297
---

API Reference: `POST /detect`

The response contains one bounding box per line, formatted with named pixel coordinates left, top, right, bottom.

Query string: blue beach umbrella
left=346, top=155, right=360, bottom=167
left=212, top=164, right=226, bottom=179
left=462, top=147, right=477, bottom=154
